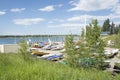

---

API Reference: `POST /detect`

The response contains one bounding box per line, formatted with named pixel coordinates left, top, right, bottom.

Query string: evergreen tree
left=86, top=19, right=101, bottom=49
left=96, top=39, right=105, bottom=53
left=114, top=24, right=120, bottom=34
left=114, top=29, right=120, bottom=49
left=64, top=35, right=77, bottom=67
left=64, top=19, right=106, bottom=69
left=102, top=18, right=110, bottom=32
left=110, top=22, right=115, bottom=34
left=64, top=35, right=75, bottom=53
left=86, top=19, right=106, bottom=69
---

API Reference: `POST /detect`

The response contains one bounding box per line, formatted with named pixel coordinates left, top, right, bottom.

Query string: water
left=0, top=36, right=66, bottom=44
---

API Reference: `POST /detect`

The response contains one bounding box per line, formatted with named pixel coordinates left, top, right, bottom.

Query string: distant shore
left=0, top=34, right=79, bottom=38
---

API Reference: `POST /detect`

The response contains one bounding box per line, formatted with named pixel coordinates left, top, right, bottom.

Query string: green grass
left=0, top=53, right=118, bottom=80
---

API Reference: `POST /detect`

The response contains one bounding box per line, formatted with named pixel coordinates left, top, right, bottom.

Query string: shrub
left=18, top=39, right=31, bottom=61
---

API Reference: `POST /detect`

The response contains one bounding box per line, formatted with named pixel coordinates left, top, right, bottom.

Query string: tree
left=64, top=34, right=77, bottom=67
left=64, top=34, right=92, bottom=68
left=114, top=24, right=120, bottom=34
left=64, top=19, right=106, bottom=69
left=102, top=18, right=111, bottom=32
left=86, top=19, right=106, bottom=69
left=114, top=29, right=120, bottom=49
left=110, top=22, right=115, bottom=34
left=86, top=19, right=101, bottom=49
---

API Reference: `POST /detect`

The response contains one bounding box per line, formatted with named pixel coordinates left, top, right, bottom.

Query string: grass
left=0, top=53, right=118, bottom=80
left=101, top=35, right=116, bottom=43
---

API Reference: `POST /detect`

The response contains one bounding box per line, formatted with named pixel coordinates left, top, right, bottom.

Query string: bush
left=18, top=39, right=31, bottom=61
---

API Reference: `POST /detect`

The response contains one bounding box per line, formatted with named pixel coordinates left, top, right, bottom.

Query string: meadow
left=0, top=53, right=120, bottom=80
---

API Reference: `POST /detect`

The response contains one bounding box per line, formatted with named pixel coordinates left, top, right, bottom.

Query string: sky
left=0, top=0, right=120, bottom=35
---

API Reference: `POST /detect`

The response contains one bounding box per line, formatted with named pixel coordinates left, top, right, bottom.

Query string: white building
left=0, top=44, right=20, bottom=53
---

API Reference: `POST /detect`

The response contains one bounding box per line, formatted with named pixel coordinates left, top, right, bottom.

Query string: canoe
left=32, top=50, right=49, bottom=56
left=45, top=54, right=63, bottom=61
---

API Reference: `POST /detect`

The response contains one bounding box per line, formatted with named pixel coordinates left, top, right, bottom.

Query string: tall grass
left=0, top=53, right=115, bottom=80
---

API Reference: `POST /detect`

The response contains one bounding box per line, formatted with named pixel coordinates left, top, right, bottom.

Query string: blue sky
left=0, top=0, right=120, bottom=35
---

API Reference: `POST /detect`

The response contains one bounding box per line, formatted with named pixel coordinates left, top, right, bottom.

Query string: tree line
left=102, top=18, right=120, bottom=34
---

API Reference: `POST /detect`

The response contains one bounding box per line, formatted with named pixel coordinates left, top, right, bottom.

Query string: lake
left=0, top=35, right=80, bottom=44
left=0, top=36, right=67, bottom=44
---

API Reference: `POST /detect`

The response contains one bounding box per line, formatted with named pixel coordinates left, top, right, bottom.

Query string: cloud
left=67, top=15, right=85, bottom=21
left=0, top=11, right=6, bottom=15
left=38, top=5, right=55, bottom=12
left=112, top=4, right=120, bottom=14
left=48, top=23, right=85, bottom=32
left=57, top=4, right=63, bottom=7
left=53, top=19, right=65, bottom=22
left=10, top=8, right=26, bottom=12
left=114, top=21, right=120, bottom=25
left=13, top=18, right=45, bottom=25
left=69, top=0, right=119, bottom=11
left=48, top=21, right=54, bottom=24
left=48, top=19, right=65, bottom=24
left=67, top=14, right=120, bottom=22
left=61, top=23, right=84, bottom=27
left=48, top=23, right=84, bottom=28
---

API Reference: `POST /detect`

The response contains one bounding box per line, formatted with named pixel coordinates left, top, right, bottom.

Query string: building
left=100, top=32, right=110, bottom=36
left=0, top=44, right=20, bottom=53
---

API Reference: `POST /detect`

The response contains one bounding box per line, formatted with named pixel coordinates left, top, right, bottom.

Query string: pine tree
left=86, top=19, right=106, bottom=69
left=114, top=24, right=120, bottom=34
left=114, top=29, right=120, bottom=49
left=110, top=22, right=115, bottom=34
left=64, top=35, right=75, bottom=53
left=86, top=19, right=101, bottom=49
left=64, top=19, right=106, bottom=69
left=64, top=34, right=77, bottom=67
left=102, top=18, right=110, bottom=32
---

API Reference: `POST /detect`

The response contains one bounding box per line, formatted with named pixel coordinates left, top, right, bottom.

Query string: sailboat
left=43, top=38, right=52, bottom=50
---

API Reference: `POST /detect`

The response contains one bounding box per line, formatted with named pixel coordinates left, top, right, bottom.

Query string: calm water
left=0, top=36, right=66, bottom=44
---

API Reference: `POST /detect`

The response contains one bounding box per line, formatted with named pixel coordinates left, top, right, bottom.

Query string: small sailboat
left=43, top=38, right=52, bottom=50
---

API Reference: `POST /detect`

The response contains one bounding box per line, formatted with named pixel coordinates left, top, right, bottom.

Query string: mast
left=14, top=35, right=16, bottom=44
left=84, top=15, right=87, bottom=40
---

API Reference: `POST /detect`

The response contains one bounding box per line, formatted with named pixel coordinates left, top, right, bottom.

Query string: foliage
left=102, top=18, right=120, bottom=35
left=86, top=19, right=106, bottom=69
left=86, top=19, right=104, bottom=51
left=110, top=22, right=120, bottom=35
left=64, top=19, right=106, bottom=69
left=110, top=22, right=115, bottom=34
left=64, top=35, right=75, bottom=53
left=18, top=39, right=31, bottom=61
left=101, top=18, right=120, bottom=35
left=0, top=53, right=114, bottom=80
left=102, top=18, right=111, bottom=32
left=64, top=35, right=77, bottom=67
left=114, top=29, right=120, bottom=49
left=114, top=24, right=120, bottom=34
left=81, top=28, right=84, bottom=37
